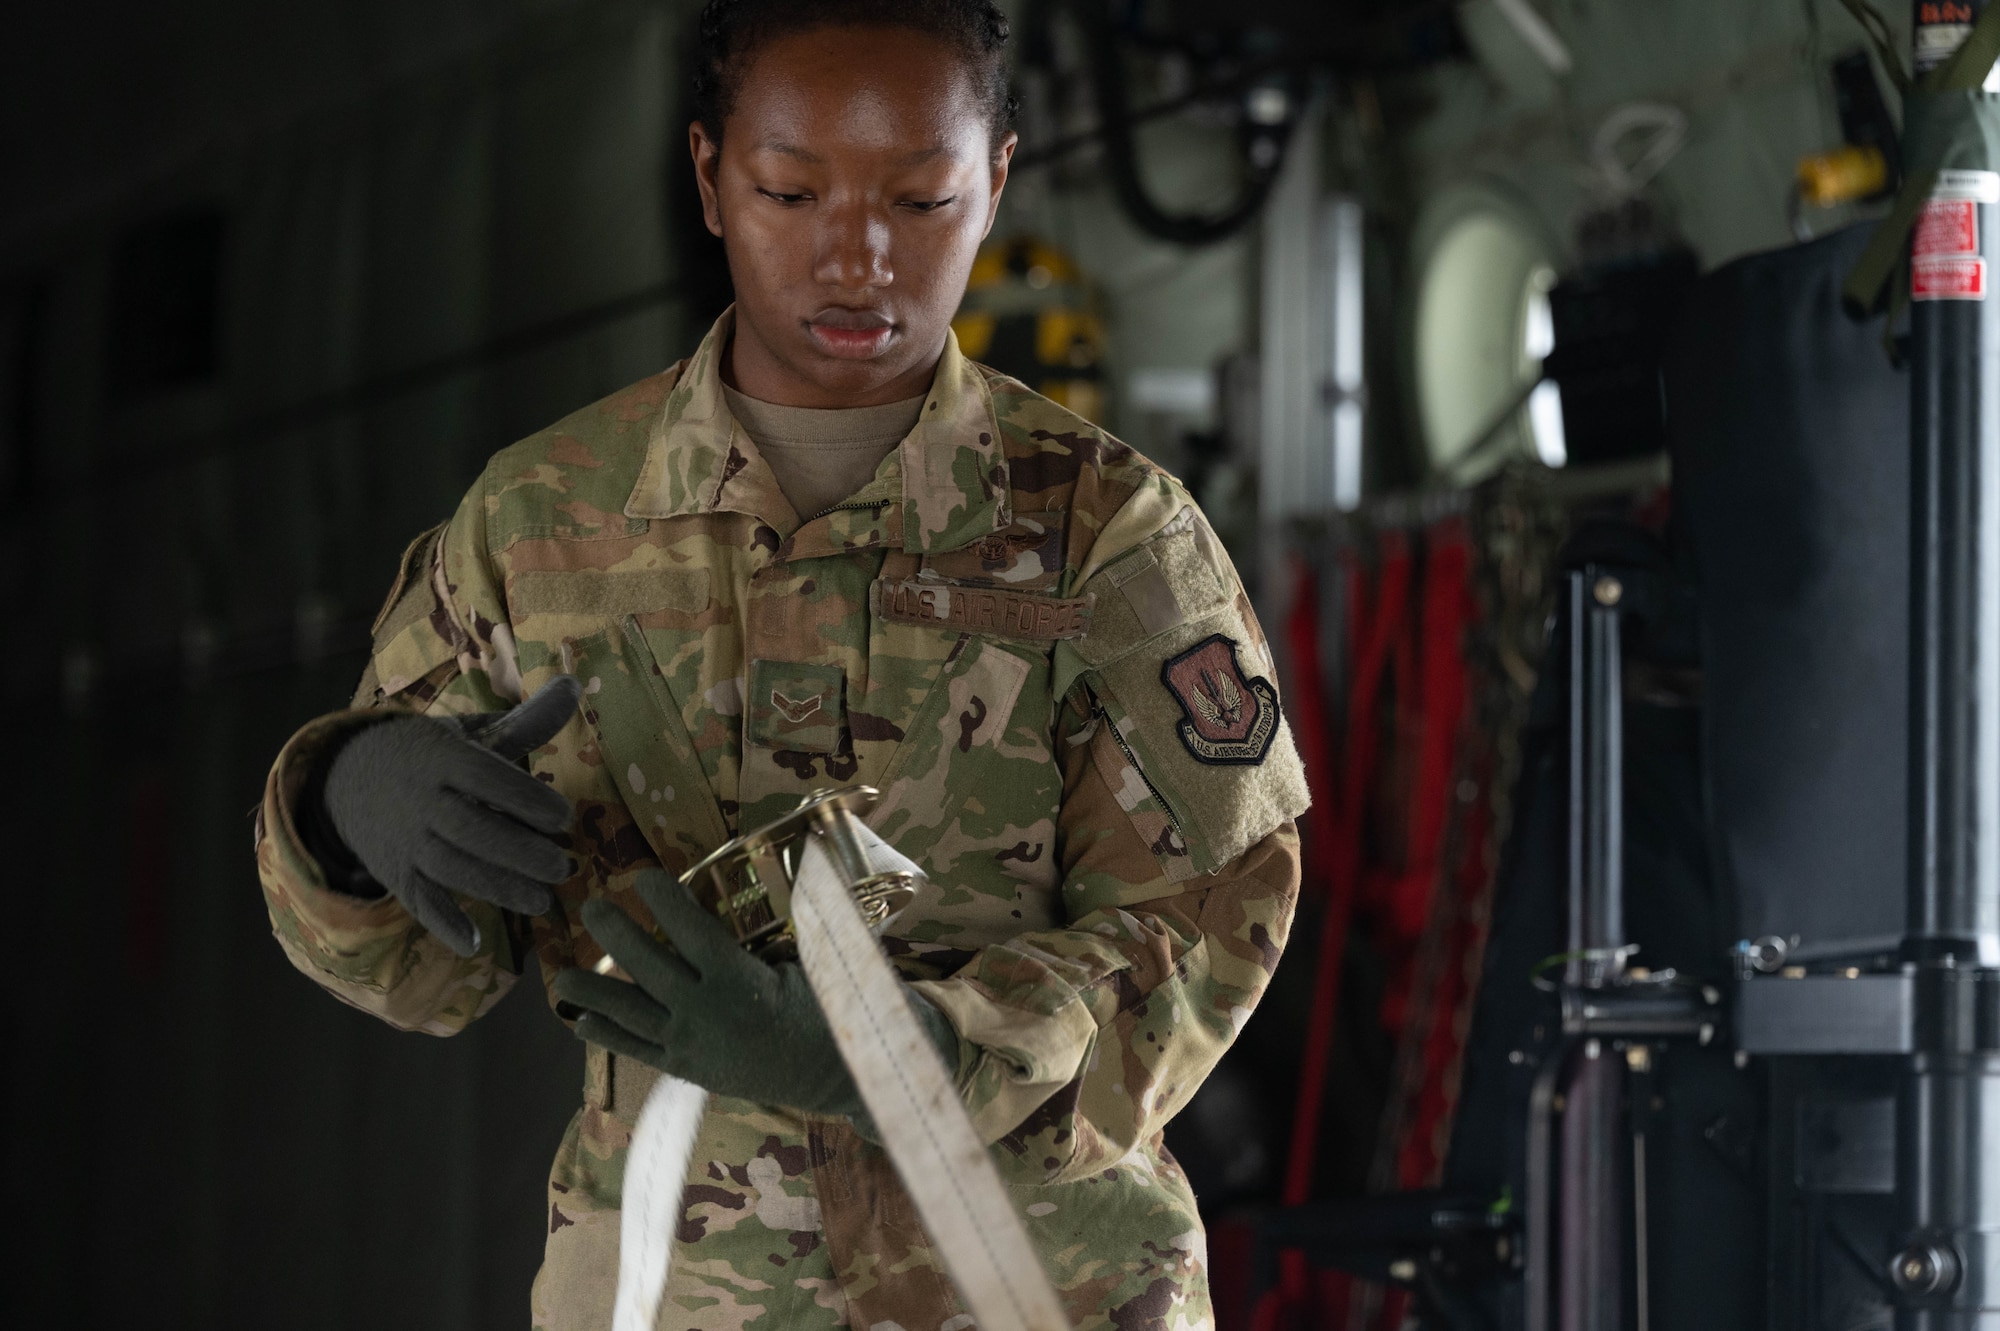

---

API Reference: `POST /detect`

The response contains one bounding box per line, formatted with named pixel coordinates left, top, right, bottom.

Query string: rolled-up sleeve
left=255, top=480, right=533, bottom=1036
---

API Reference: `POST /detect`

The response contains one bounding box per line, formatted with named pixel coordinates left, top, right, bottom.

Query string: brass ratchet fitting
left=591, top=786, right=919, bottom=978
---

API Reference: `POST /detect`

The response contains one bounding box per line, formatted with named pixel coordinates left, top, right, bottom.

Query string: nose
left=812, top=198, right=893, bottom=292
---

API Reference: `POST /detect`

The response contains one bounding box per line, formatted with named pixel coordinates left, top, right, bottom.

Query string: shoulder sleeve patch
left=1160, top=634, right=1282, bottom=765
left=1061, top=506, right=1310, bottom=876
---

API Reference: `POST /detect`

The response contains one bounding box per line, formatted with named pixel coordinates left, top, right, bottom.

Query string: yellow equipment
left=1796, top=144, right=1891, bottom=208
left=953, top=236, right=1108, bottom=423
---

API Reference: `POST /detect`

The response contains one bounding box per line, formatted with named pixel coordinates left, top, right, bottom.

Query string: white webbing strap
left=612, top=1074, right=708, bottom=1331
left=792, top=836, right=1073, bottom=1331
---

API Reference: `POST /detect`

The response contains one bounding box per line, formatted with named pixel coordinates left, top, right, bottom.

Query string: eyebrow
left=754, top=140, right=954, bottom=165
left=758, top=140, right=822, bottom=163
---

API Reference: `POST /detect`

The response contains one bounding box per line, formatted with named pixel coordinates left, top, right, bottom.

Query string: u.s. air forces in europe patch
left=1160, top=633, right=1279, bottom=764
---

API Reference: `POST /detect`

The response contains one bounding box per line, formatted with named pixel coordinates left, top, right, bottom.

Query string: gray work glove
left=552, top=870, right=960, bottom=1122
left=319, top=675, right=583, bottom=957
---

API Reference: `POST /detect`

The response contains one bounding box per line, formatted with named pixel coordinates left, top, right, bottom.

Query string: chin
left=797, top=341, right=925, bottom=395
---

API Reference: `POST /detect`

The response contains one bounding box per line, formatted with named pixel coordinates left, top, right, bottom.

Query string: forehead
left=729, top=25, right=987, bottom=158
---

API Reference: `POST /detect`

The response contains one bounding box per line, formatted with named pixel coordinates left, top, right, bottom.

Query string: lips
left=806, top=307, right=896, bottom=359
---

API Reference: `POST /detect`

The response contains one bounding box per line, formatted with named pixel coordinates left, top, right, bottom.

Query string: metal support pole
left=1585, top=575, right=1627, bottom=981
left=1529, top=567, right=1721, bottom=1331
left=1566, top=571, right=1629, bottom=988
left=1908, top=6, right=2000, bottom=974
left=1557, top=1045, right=1627, bottom=1331
left=1549, top=570, right=1633, bottom=1331
left=1899, top=6, right=2000, bottom=1325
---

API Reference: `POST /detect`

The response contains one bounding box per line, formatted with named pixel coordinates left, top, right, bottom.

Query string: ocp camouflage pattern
left=256, top=309, right=1308, bottom=1331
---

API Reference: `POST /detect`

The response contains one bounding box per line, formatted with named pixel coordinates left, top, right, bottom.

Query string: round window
left=1411, top=186, right=1566, bottom=481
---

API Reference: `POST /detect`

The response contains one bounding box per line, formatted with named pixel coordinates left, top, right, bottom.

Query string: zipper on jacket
left=805, top=498, right=893, bottom=524
left=1094, top=701, right=1187, bottom=845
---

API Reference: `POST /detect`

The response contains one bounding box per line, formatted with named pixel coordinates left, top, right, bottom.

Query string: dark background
left=6, top=4, right=694, bottom=1324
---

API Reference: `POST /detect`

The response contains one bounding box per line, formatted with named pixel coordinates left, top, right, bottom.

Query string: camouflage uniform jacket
left=256, top=309, right=1308, bottom=1331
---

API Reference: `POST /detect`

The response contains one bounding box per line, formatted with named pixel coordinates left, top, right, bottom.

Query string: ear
left=691, top=121, right=725, bottom=238
left=981, top=131, right=1018, bottom=239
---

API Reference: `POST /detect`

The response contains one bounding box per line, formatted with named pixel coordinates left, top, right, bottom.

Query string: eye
left=757, top=188, right=812, bottom=204
left=901, top=196, right=959, bottom=213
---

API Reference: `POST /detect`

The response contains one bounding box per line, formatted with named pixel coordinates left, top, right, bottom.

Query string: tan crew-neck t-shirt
left=722, top=383, right=927, bottom=521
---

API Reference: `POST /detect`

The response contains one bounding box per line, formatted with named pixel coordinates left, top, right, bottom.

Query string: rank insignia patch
left=748, top=659, right=846, bottom=754
left=1160, top=634, right=1279, bottom=765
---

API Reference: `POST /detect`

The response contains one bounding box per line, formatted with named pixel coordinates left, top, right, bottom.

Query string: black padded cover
left=1665, top=223, right=1909, bottom=960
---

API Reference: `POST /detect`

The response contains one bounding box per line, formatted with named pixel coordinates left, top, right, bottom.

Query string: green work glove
left=317, top=675, right=582, bottom=958
left=552, top=870, right=960, bottom=1121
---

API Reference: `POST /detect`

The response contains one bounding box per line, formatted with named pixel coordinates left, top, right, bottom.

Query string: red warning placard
left=1913, top=256, right=1987, bottom=300
left=1916, top=198, right=1979, bottom=257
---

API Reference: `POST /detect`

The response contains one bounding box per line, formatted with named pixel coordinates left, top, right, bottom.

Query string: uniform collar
left=624, top=306, right=1010, bottom=552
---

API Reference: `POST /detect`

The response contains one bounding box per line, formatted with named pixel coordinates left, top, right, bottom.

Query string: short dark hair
left=693, top=0, right=1016, bottom=152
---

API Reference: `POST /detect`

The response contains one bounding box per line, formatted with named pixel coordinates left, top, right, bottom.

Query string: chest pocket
left=859, top=529, right=1071, bottom=883
left=865, top=615, right=1053, bottom=874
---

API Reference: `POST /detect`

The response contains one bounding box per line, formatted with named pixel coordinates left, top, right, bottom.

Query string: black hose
left=1071, top=3, right=1294, bottom=246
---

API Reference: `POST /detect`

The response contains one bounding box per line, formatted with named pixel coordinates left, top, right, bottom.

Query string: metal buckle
left=594, top=785, right=920, bottom=974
